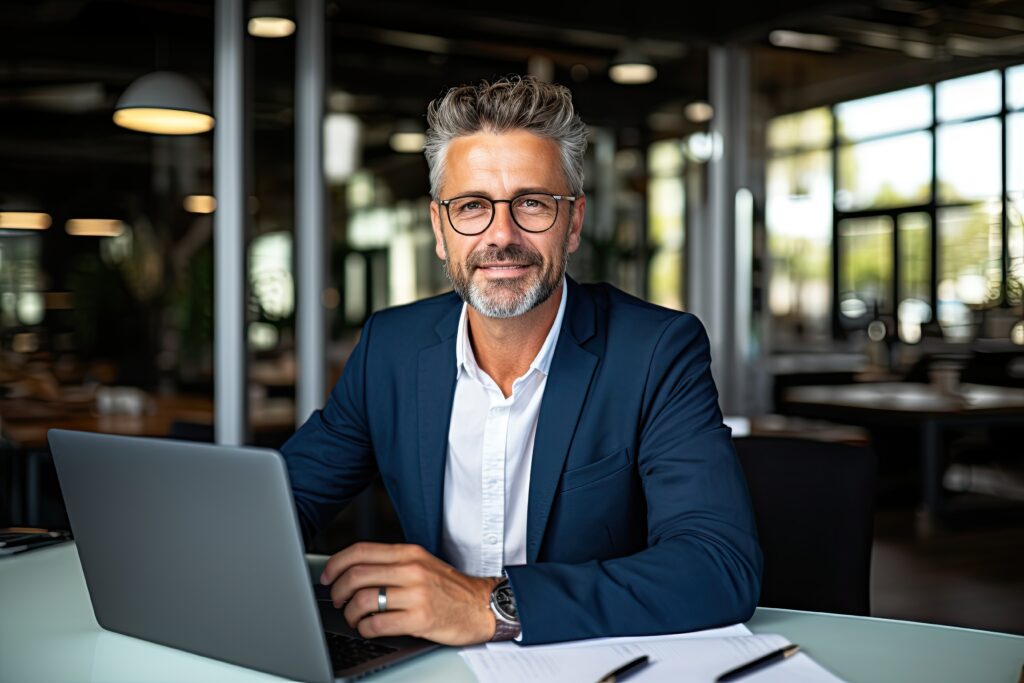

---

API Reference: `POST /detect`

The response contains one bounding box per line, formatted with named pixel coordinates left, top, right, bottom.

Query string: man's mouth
left=474, top=262, right=535, bottom=277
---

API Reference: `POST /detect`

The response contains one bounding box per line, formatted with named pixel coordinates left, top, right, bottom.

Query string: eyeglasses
left=439, top=192, right=576, bottom=236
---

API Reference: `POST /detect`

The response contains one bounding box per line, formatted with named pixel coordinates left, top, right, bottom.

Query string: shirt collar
left=455, top=276, right=568, bottom=380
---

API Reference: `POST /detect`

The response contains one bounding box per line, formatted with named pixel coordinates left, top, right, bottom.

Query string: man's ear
left=430, top=201, right=446, bottom=261
left=567, top=194, right=586, bottom=255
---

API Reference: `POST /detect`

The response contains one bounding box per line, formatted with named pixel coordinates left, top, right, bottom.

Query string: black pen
left=716, top=644, right=800, bottom=682
left=595, top=654, right=650, bottom=683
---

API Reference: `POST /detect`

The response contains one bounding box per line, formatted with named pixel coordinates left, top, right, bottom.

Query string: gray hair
left=423, top=75, right=588, bottom=200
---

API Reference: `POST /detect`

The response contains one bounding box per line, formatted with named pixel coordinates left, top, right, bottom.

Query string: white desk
left=2, top=543, right=1021, bottom=683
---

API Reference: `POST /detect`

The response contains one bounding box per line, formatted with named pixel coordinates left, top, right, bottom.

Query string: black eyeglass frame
left=439, top=192, right=577, bottom=236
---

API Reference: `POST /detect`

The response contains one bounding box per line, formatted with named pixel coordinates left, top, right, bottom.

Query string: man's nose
left=485, top=202, right=522, bottom=246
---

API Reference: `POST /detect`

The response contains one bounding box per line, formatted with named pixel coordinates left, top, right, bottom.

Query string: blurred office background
left=1, top=0, right=1022, bottom=634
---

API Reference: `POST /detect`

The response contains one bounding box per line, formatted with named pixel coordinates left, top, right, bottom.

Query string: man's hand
left=320, top=542, right=500, bottom=646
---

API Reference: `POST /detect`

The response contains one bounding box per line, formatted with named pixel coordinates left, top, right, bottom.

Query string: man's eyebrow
left=446, top=187, right=561, bottom=198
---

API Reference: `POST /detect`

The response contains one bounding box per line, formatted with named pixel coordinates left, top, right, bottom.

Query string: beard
left=442, top=233, right=570, bottom=319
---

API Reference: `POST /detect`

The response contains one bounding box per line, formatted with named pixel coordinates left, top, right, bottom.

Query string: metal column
left=694, top=44, right=752, bottom=415
left=295, top=0, right=327, bottom=426
left=213, top=0, right=248, bottom=445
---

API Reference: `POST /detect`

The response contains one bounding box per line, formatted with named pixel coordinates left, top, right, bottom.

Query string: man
left=282, top=75, right=762, bottom=647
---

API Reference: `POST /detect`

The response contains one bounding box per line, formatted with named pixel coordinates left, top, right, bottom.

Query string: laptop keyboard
left=326, top=632, right=398, bottom=672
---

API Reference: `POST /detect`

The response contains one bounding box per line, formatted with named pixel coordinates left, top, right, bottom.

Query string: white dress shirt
left=441, top=281, right=567, bottom=578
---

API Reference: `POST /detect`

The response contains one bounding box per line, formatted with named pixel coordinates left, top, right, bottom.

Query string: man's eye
left=455, top=200, right=486, bottom=213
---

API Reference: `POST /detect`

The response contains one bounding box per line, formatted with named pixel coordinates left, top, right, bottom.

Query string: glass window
left=937, top=117, right=1002, bottom=204
left=0, top=235, right=43, bottom=330
left=937, top=70, right=1001, bottom=123
left=898, top=212, right=931, bottom=305
left=1009, top=112, right=1024, bottom=196
left=1008, top=64, right=1024, bottom=111
left=836, top=132, right=932, bottom=210
left=1009, top=209, right=1023, bottom=307
left=839, top=216, right=893, bottom=318
left=938, top=203, right=1003, bottom=309
left=898, top=213, right=932, bottom=343
left=767, top=107, right=832, bottom=152
left=766, top=150, right=833, bottom=342
left=647, top=140, right=685, bottom=310
left=835, top=86, right=932, bottom=142
left=1006, top=115, right=1024, bottom=306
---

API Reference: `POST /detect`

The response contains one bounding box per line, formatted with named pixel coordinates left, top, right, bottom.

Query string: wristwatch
left=488, top=577, right=521, bottom=641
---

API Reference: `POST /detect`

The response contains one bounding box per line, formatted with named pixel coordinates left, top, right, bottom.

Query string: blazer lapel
left=417, top=305, right=460, bottom=557
left=526, top=280, right=598, bottom=563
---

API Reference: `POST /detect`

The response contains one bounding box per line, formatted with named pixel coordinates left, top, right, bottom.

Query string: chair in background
left=733, top=436, right=877, bottom=616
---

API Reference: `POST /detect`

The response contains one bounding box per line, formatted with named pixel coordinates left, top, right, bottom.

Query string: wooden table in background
left=783, top=382, right=1024, bottom=521
left=1, top=395, right=297, bottom=526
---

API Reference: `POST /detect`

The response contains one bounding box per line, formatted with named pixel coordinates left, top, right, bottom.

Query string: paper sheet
left=461, top=632, right=847, bottom=683
left=484, top=623, right=752, bottom=651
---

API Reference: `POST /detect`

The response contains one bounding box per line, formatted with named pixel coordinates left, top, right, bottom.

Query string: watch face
left=495, top=584, right=517, bottom=620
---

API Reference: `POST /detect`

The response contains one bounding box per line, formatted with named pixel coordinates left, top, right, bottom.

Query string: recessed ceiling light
left=248, top=0, right=295, bottom=38
left=769, top=30, right=840, bottom=53
left=66, top=219, right=125, bottom=237
left=389, top=132, right=426, bottom=153
left=248, top=17, right=295, bottom=38
left=685, top=101, right=714, bottom=123
left=0, top=211, right=51, bottom=230
left=184, top=195, right=217, bottom=214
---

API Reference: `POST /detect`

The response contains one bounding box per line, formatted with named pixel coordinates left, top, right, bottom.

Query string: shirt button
left=487, top=479, right=497, bottom=487
left=487, top=535, right=498, bottom=545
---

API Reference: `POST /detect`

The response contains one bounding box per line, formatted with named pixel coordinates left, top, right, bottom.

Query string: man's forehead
left=443, top=130, right=564, bottom=192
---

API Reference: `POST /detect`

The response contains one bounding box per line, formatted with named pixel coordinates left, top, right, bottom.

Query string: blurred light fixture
left=16, top=293, right=45, bottom=325
left=325, top=113, right=361, bottom=183
left=114, top=71, right=214, bottom=135
left=769, top=30, right=840, bottom=53
left=901, top=40, right=935, bottom=59
left=184, top=194, right=217, bottom=214
left=685, top=132, right=718, bottom=163
left=527, top=55, right=554, bottom=83
left=867, top=319, right=888, bottom=342
left=66, top=219, right=125, bottom=237
left=248, top=0, right=295, bottom=38
left=389, top=120, right=426, bottom=153
left=684, top=101, right=714, bottom=123
left=1011, top=320, right=1024, bottom=346
left=609, top=47, right=656, bottom=85
left=0, top=211, right=51, bottom=230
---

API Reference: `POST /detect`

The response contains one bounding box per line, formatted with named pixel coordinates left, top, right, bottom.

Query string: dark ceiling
left=2, top=0, right=1024, bottom=224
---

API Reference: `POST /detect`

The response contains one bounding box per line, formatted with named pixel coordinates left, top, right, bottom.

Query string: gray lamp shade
left=608, top=47, right=657, bottom=85
left=114, top=70, right=214, bottom=135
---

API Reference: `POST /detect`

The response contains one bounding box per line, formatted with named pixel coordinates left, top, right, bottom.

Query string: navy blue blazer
left=281, top=278, right=762, bottom=644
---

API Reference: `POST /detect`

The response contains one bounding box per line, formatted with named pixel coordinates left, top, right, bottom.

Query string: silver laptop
left=48, top=429, right=437, bottom=683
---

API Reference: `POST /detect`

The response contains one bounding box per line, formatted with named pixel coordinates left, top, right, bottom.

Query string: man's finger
left=341, top=586, right=418, bottom=628
left=356, top=610, right=420, bottom=640
left=320, top=542, right=420, bottom=585
left=330, top=564, right=418, bottom=607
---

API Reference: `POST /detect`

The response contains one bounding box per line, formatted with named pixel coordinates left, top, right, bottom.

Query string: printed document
left=461, top=630, right=846, bottom=683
